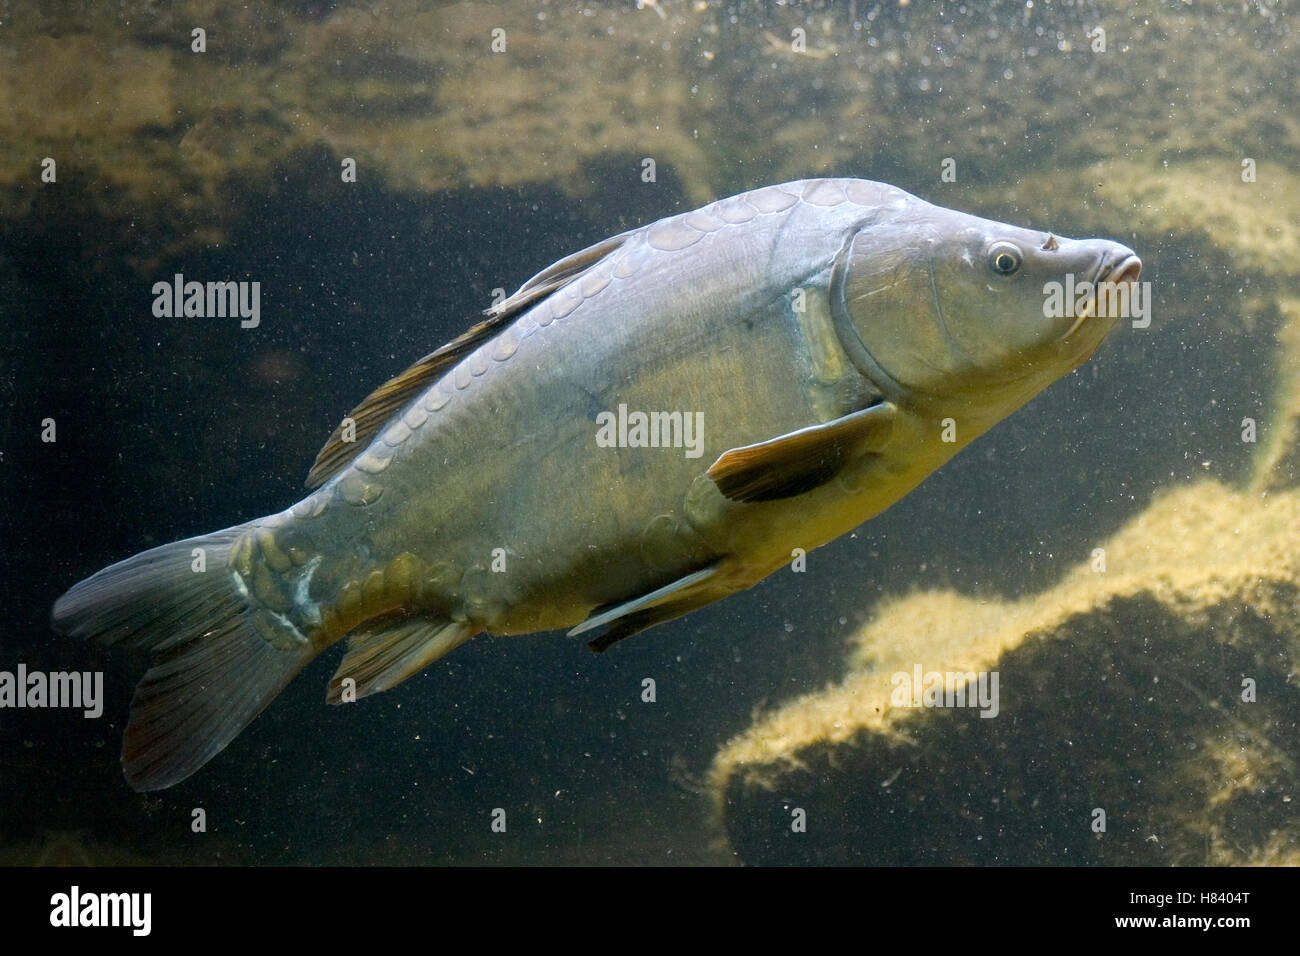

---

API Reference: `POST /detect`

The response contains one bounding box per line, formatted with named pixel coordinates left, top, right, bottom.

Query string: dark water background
left=0, top=0, right=1277, bottom=864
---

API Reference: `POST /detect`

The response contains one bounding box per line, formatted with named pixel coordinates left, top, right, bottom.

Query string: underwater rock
left=1253, top=297, right=1300, bottom=493
left=0, top=830, right=157, bottom=866
left=970, top=160, right=1300, bottom=284
left=4, top=1, right=1298, bottom=269
left=709, top=481, right=1300, bottom=865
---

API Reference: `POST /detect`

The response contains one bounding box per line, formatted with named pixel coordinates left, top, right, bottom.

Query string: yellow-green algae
left=4, top=1, right=1297, bottom=268
left=1253, top=298, right=1300, bottom=493
left=967, top=160, right=1300, bottom=282
left=703, top=142, right=1300, bottom=863
left=710, top=478, right=1300, bottom=863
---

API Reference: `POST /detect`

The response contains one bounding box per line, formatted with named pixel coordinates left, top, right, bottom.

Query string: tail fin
left=51, top=525, right=318, bottom=791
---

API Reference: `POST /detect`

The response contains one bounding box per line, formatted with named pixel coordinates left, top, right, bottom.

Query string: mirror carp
left=52, top=178, right=1141, bottom=790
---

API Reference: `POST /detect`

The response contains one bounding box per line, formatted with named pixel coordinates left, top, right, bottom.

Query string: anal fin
left=707, top=401, right=897, bottom=503
left=327, top=618, right=476, bottom=703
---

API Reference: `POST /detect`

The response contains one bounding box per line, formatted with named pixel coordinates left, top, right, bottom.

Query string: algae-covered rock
left=710, top=481, right=1300, bottom=865
left=700, top=92, right=1300, bottom=863
left=4, top=0, right=1297, bottom=269
left=1253, top=298, right=1300, bottom=493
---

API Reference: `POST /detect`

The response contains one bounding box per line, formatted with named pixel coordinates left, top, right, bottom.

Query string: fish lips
left=1099, top=253, right=1143, bottom=286
left=1059, top=249, right=1143, bottom=343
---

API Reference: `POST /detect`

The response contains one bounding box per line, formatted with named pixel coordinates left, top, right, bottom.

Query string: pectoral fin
left=569, top=563, right=720, bottom=652
left=707, top=402, right=897, bottom=503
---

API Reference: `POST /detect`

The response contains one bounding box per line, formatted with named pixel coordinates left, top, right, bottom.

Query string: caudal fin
left=51, top=525, right=318, bottom=791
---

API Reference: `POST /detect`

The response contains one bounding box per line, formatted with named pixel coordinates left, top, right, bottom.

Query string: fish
left=51, top=178, right=1142, bottom=790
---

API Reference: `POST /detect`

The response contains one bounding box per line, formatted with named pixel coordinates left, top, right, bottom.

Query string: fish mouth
left=1099, top=254, right=1143, bottom=286
left=1060, top=253, right=1143, bottom=341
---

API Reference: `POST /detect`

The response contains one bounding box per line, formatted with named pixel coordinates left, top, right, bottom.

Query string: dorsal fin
left=304, top=229, right=634, bottom=488
left=484, top=228, right=634, bottom=320
left=304, top=315, right=505, bottom=488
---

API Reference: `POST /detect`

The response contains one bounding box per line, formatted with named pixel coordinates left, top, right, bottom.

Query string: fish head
left=833, top=199, right=1141, bottom=413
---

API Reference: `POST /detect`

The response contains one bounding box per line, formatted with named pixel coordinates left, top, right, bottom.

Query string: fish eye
left=987, top=241, right=1022, bottom=276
